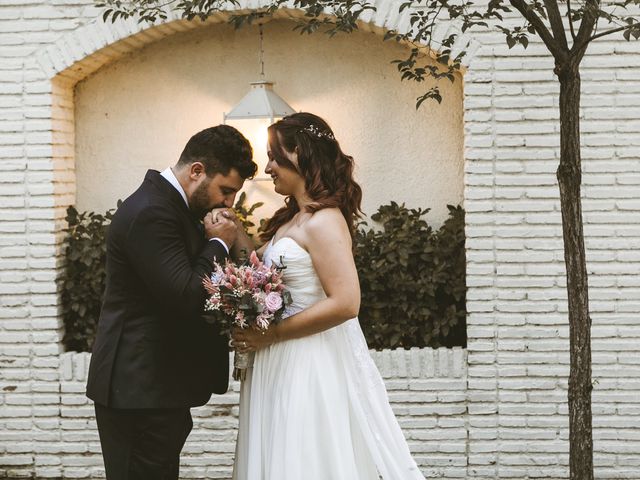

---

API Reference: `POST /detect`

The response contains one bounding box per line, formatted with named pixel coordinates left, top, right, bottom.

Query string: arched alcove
left=41, top=8, right=469, bottom=360
left=42, top=9, right=469, bottom=364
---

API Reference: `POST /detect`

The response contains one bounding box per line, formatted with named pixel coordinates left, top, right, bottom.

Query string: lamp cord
left=259, top=23, right=265, bottom=79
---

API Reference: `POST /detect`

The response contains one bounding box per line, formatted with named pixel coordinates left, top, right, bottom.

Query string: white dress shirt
left=160, top=167, right=229, bottom=254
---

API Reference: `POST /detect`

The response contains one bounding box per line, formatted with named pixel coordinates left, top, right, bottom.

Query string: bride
left=226, top=112, right=425, bottom=480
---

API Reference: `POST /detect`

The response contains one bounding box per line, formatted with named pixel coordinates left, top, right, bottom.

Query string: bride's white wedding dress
left=232, top=237, right=425, bottom=480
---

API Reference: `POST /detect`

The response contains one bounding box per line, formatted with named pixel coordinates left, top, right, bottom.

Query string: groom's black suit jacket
left=86, top=170, right=229, bottom=409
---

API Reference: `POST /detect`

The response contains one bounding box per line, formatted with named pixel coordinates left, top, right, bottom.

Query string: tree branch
left=543, top=0, right=569, bottom=50
left=573, top=0, right=600, bottom=49
left=566, top=0, right=577, bottom=41
left=509, top=0, right=565, bottom=59
left=586, top=22, right=640, bottom=42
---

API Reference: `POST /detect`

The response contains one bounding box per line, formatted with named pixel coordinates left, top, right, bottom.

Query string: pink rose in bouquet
left=264, top=292, right=284, bottom=313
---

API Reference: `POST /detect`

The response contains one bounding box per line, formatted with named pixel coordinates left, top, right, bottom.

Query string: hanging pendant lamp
left=223, top=24, right=295, bottom=181
left=224, top=80, right=295, bottom=122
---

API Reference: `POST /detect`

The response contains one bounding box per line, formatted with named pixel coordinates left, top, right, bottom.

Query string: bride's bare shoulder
left=303, top=208, right=350, bottom=242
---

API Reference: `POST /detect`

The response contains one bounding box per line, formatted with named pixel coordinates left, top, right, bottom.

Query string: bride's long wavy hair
left=260, top=112, right=363, bottom=243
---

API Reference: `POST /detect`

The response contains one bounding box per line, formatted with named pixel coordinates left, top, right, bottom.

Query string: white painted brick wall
left=27, top=349, right=465, bottom=479
left=1, top=0, right=639, bottom=479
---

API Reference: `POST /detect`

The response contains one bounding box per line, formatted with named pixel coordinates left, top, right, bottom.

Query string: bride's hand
left=232, top=325, right=278, bottom=353
left=209, top=207, right=238, bottom=225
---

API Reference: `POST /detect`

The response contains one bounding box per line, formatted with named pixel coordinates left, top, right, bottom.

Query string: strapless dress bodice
left=263, top=237, right=326, bottom=316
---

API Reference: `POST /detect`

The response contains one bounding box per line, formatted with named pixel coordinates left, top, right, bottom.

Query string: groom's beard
left=189, top=179, right=224, bottom=219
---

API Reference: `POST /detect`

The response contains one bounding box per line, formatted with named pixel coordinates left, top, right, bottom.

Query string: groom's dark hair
left=177, top=125, right=256, bottom=179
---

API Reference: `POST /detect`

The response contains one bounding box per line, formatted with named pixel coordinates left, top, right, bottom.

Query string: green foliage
left=59, top=205, right=116, bottom=352
left=60, top=200, right=466, bottom=352
left=355, top=202, right=466, bottom=350
left=233, top=191, right=264, bottom=237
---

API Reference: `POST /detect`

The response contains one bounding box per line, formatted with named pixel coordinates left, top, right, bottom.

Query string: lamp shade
left=224, top=80, right=295, bottom=122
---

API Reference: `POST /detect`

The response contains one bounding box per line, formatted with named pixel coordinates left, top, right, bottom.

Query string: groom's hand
left=209, top=208, right=256, bottom=264
left=204, top=212, right=237, bottom=247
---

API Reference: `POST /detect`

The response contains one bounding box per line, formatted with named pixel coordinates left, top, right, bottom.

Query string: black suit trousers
left=95, top=403, right=193, bottom=480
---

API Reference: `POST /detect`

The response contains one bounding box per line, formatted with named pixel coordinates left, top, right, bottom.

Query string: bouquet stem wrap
left=233, top=350, right=254, bottom=381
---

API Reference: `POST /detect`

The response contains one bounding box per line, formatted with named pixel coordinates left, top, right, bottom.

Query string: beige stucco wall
left=75, top=20, right=464, bottom=226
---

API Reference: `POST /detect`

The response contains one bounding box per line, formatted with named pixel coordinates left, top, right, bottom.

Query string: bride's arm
left=255, top=238, right=269, bottom=259
left=211, top=208, right=265, bottom=260
left=234, top=209, right=360, bottom=349
left=230, top=221, right=257, bottom=259
left=234, top=225, right=270, bottom=260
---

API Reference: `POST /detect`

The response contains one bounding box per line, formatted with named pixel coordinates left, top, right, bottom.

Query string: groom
left=86, top=125, right=256, bottom=479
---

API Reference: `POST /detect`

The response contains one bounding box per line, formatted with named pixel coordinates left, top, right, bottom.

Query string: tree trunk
left=556, top=60, right=594, bottom=480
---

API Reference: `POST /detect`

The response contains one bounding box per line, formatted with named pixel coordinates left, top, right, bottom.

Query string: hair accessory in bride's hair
left=300, top=124, right=335, bottom=141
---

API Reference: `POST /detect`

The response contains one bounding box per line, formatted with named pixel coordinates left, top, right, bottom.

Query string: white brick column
left=462, top=23, right=640, bottom=479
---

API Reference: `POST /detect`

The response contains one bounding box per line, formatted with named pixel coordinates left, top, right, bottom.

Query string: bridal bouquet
left=203, top=250, right=291, bottom=381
